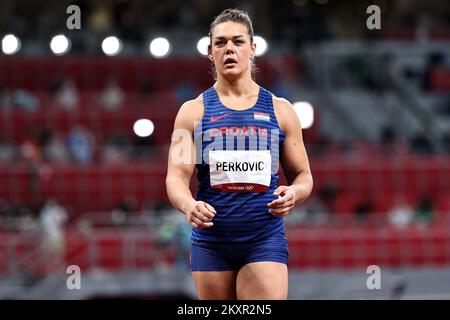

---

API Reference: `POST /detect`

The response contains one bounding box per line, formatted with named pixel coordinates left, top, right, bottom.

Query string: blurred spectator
left=102, top=132, right=130, bottom=164
left=0, top=138, right=14, bottom=163
left=39, top=199, right=68, bottom=274
left=20, top=134, right=42, bottom=164
left=16, top=205, right=39, bottom=233
left=354, top=199, right=374, bottom=223
left=43, top=131, right=70, bottom=164
left=37, top=127, right=52, bottom=150
left=53, top=78, right=79, bottom=111
left=0, top=87, right=39, bottom=112
left=285, top=195, right=330, bottom=226
left=133, top=135, right=156, bottom=160
left=67, top=125, right=95, bottom=165
left=12, top=89, right=40, bottom=112
left=97, top=78, right=125, bottom=111
left=111, top=196, right=137, bottom=225
left=158, top=205, right=191, bottom=272
left=283, top=204, right=308, bottom=226
left=413, top=197, right=434, bottom=228
left=0, top=199, right=16, bottom=230
left=0, top=86, right=11, bottom=110
left=387, top=196, right=413, bottom=230
left=423, top=51, right=445, bottom=92
left=345, top=55, right=375, bottom=90
left=0, top=202, right=6, bottom=231
left=307, top=196, right=331, bottom=226
left=409, top=125, right=434, bottom=155
left=379, top=125, right=397, bottom=155
left=443, top=97, right=450, bottom=117
left=318, top=181, right=340, bottom=213
left=442, top=131, right=450, bottom=155
left=375, top=53, right=401, bottom=91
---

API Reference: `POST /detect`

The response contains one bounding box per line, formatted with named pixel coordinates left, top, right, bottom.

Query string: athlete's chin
left=220, top=68, right=244, bottom=80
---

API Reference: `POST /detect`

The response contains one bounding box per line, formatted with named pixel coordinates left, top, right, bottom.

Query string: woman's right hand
left=185, top=201, right=216, bottom=229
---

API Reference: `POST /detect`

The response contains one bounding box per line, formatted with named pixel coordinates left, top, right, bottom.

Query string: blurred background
left=0, top=0, right=450, bottom=299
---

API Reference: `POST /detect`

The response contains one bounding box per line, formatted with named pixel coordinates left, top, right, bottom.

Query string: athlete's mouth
left=224, top=57, right=237, bottom=66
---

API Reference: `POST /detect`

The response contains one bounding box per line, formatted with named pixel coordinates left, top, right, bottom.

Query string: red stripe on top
left=212, top=183, right=269, bottom=193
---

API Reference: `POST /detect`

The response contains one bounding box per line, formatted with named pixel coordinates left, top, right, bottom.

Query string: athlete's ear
left=250, top=41, right=256, bottom=59
left=208, top=44, right=213, bottom=62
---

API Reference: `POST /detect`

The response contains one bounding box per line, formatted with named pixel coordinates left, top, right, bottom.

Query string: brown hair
left=208, top=8, right=257, bottom=80
left=209, top=8, right=254, bottom=45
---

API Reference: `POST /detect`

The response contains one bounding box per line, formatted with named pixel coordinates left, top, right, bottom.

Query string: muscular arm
left=268, top=96, right=313, bottom=216
left=166, top=97, right=216, bottom=228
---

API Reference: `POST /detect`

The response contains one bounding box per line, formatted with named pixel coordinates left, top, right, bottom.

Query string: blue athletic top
left=193, top=86, right=286, bottom=243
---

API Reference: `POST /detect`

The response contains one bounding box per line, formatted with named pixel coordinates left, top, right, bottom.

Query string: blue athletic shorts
left=190, top=233, right=289, bottom=271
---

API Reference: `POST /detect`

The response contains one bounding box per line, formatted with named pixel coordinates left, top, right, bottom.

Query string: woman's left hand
left=267, top=185, right=296, bottom=217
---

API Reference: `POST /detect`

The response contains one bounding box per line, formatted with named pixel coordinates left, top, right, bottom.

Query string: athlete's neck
left=214, top=75, right=258, bottom=98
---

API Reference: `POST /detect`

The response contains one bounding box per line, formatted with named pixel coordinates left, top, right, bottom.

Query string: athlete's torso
left=193, top=85, right=286, bottom=243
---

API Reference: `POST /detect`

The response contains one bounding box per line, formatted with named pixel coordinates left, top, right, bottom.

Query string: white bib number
left=209, top=150, right=271, bottom=193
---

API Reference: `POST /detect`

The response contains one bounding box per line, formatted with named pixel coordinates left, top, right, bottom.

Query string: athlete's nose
left=225, top=40, right=235, bottom=53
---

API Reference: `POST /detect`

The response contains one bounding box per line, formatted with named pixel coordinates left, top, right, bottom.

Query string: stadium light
left=102, top=36, right=122, bottom=56
left=197, top=36, right=210, bottom=56
left=50, top=34, right=71, bottom=55
left=293, top=102, right=314, bottom=129
left=1, top=34, right=21, bottom=55
left=254, top=35, right=268, bottom=56
left=133, top=119, right=155, bottom=137
left=149, top=37, right=171, bottom=58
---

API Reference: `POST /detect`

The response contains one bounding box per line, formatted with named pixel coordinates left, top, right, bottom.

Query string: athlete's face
left=209, top=21, right=256, bottom=80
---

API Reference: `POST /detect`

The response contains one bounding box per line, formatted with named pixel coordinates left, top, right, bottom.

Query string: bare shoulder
left=174, top=94, right=205, bottom=131
left=272, top=95, right=293, bottom=110
left=271, top=94, right=298, bottom=132
left=178, top=94, right=204, bottom=119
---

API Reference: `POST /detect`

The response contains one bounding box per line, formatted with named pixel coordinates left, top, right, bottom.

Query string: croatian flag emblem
left=253, top=112, right=270, bottom=121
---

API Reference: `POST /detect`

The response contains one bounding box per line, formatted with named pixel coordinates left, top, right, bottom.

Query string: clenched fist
left=185, top=200, right=216, bottom=229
